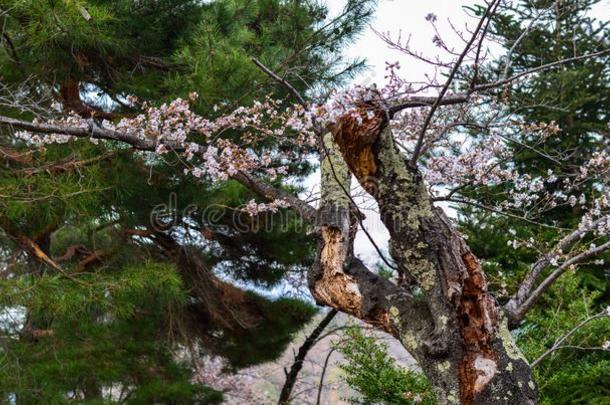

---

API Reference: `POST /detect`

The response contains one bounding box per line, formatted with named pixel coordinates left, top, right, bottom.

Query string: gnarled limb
left=0, top=109, right=543, bottom=404
left=309, top=132, right=433, bottom=338
left=331, top=108, right=537, bottom=405
left=309, top=133, right=410, bottom=332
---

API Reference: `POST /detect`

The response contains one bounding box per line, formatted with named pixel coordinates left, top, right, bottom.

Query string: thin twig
left=513, top=240, right=610, bottom=322
left=278, top=309, right=338, bottom=405
left=531, top=310, right=608, bottom=368
left=410, top=0, right=501, bottom=165
left=251, top=58, right=308, bottom=108
left=316, top=346, right=337, bottom=405
left=476, top=48, right=610, bottom=92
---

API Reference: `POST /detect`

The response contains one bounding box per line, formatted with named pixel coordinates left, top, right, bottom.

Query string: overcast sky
left=328, top=0, right=609, bottom=85
left=328, top=0, right=479, bottom=84
left=320, top=0, right=610, bottom=266
left=323, top=0, right=479, bottom=265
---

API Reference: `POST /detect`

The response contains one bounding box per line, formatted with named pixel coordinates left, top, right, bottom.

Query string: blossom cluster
left=16, top=94, right=317, bottom=178
left=14, top=94, right=321, bottom=213
left=242, top=198, right=290, bottom=216
left=11, top=49, right=610, bottom=248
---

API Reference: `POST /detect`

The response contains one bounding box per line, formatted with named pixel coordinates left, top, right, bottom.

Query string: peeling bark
left=0, top=96, right=545, bottom=403
left=313, top=225, right=362, bottom=316
left=309, top=133, right=392, bottom=331
left=328, top=108, right=538, bottom=405
left=456, top=250, right=498, bottom=403
left=330, top=106, right=384, bottom=195
left=308, top=133, right=430, bottom=335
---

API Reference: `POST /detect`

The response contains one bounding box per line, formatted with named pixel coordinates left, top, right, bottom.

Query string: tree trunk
left=306, top=109, right=539, bottom=404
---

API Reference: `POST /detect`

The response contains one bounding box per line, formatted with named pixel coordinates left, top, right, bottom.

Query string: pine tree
left=0, top=0, right=376, bottom=402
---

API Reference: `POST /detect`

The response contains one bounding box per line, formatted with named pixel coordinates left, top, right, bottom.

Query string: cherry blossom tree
left=1, top=0, right=609, bottom=403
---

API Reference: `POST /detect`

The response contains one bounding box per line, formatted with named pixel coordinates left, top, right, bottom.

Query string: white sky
left=327, top=0, right=478, bottom=84
left=329, top=0, right=610, bottom=86
left=323, top=0, right=478, bottom=265
left=319, top=0, right=610, bottom=266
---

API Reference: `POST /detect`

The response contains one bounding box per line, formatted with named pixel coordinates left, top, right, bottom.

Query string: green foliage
left=0, top=142, right=113, bottom=235
left=337, top=327, right=435, bottom=405
left=515, top=276, right=610, bottom=405
left=0, top=0, right=375, bottom=116
left=0, top=262, right=222, bottom=404
left=0, top=0, right=377, bottom=401
left=210, top=296, right=317, bottom=369
left=459, top=2, right=610, bottom=403
left=375, top=262, right=395, bottom=280
left=539, top=361, right=610, bottom=405
left=167, top=0, right=375, bottom=113
left=0, top=0, right=201, bottom=102
left=0, top=262, right=186, bottom=321
left=491, top=0, right=609, bottom=160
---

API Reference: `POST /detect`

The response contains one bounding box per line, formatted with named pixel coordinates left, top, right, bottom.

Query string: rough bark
left=328, top=108, right=538, bottom=405
left=307, top=133, right=431, bottom=337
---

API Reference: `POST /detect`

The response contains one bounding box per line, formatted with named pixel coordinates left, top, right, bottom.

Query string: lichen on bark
left=324, top=107, right=539, bottom=404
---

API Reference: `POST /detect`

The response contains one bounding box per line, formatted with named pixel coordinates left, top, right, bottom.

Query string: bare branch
left=436, top=197, right=565, bottom=230
left=512, top=239, right=610, bottom=322
left=471, top=0, right=501, bottom=89
left=506, top=215, right=610, bottom=319
left=278, top=309, right=338, bottom=405
left=252, top=58, right=308, bottom=108
left=531, top=310, right=608, bottom=368
left=0, top=114, right=319, bottom=223
left=315, top=346, right=337, bottom=405
left=0, top=216, right=86, bottom=284
left=231, top=170, right=318, bottom=224
left=501, top=2, right=558, bottom=80
left=388, top=94, right=469, bottom=115
left=410, top=0, right=501, bottom=165
left=476, top=48, right=610, bottom=92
